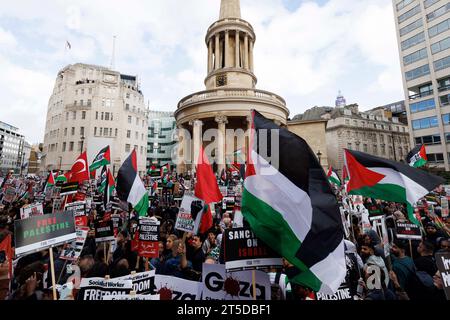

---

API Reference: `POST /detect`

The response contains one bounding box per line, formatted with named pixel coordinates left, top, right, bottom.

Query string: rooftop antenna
left=110, top=35, right=117, bottom=70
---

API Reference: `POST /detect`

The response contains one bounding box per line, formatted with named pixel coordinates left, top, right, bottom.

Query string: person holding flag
left=327, top=166, right=341, bottom=188
left=194, top=146, right=223, bottom=234
left=344, top=148, right=444, bottom=225
left=42, top=171, right=55, bottom=193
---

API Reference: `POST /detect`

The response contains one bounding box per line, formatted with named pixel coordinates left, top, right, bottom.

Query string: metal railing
left=409, top=89, right=433, bottom=100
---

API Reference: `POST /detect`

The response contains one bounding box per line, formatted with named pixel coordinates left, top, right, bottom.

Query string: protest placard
left=154, top=275, right=201, bottom=300
left=3, top=188, right=16, bottom=203
left=60, top=227, right=89, bottom=261
left=60, top=182, right=79, bottom=196
left=14, top=211, right=77, bottom=257
left=94, top=220, right=115, bottom=243
left=78, top=277, right=133, bottom=300
left=52, top=198, right=65, bottom=214
left=175, top=194, right=203, bottom=234
left=223, top=227, right=282, bottom=272
left=137, top=218, right=160, bottom=258
left=20, top=203, right=44, bottom=220
left=361, top=209, right=372, bottom=234
left=65, top=201, right=88, bottom=227
left=201, top=264, right=271, bottom=300
left=316, top=283, right=353, bottom=300
left=395, top=221, right=422, bottom=240
left=116, top=270, right=156, bottom=295
left=435, top=252, right=450, bottom=300
left=441, top=196, right=449, bottom=218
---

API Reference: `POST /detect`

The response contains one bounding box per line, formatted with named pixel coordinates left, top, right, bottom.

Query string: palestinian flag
left=55, top=172, right=71, bottom=183
left=148, top=165, right=160, bottom=177
left=242, top=110, right=346, bottom=294
left=43, top=172, right=55, bottom=192
left=344, top=149, right=444, bottom=225
left=327, top=166, right=341, bottom=187
left=160, top=163, right=170, bottom=177
left=98, top=166, right=107, bottom=193
left=116, top=149, right=148, bottom=217
left=103, top=168, right=115, bottom=208
left=90, top=146, right=111, bottom=171
left=406, top=144, right=427, bottom=168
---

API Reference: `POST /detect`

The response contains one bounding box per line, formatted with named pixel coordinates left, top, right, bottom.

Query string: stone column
left=244, top=33, right=249, bottom=70
left=208, top=38, right=213, bottom=73
left=215, top=33, right=220, bottom=70
left=246, top=114, right=253, bottom=163
left=176, top=124, right=188, bottom=174
left=189, top=119, right=203, bottom=169
left=249, top=39, right=254, bottom=72
left=235, top=30, right=240, bottom=68
left=224, top=30, right=230, bottom=68
left=215, top=115, right=228, bottom=174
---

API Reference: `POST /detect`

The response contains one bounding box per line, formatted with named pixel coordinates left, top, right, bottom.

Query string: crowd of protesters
left=0, top=169, right=449, bottom=301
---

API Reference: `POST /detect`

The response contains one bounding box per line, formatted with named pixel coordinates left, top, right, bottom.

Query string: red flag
left=69, top=151, right=90, bottom=184
left=195, top=146, right=222, bottom=233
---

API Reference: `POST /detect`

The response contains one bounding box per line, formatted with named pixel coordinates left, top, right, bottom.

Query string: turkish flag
left=69, top=152, right=90, bottom=184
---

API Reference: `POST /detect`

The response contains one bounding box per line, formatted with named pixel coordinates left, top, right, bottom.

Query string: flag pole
left=49, top=247, right=58, bottom=300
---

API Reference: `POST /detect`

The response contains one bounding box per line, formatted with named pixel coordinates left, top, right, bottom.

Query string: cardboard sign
left=94, top=220, right=115, bottom=243
left=14, top=211, right=77, bottom=257
left=78, top=277, right=133, bottom=300
left=118, top=271, right=156, bottom=295
left=138, top=218, right=160, bottom=258
left=219, top=186, right=227, bottom=197
left=435, top=252, right=450, bottom=300
left=175, top=194, right=203, bottom=234
left=65, top=201, right=87, bottom=217
left=362, top=209, right=371, bottom=233
left=60, top=182, right=79, bottom=196
left=223, top=228, right=282, bottom=272
left=60, top=227, right=89, bottom=261
left=316, top=284, right=352, bottom=300
left=201, top=264, right=271, bottom=300
left=395, top=221, right=422, bottom=240
left=154, top=275, right=201, bottom=300
left=20, top=203, right=44, bottom=220
left=52, top=198, right=65, bottom=214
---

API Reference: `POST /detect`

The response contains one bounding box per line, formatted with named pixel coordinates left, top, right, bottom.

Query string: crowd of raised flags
left=0, top=112, right=449, bottom=302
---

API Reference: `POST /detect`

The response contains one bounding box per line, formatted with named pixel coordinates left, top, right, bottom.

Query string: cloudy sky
left=0, top=0, right=404, bottom=143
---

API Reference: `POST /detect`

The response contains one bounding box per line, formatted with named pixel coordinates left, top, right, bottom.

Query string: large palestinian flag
left=327, top=166, right=341, bottom=187
left=242, top=110, right=346, bottom=294
left=406, top=144, right=427, bottom=168
left=90, top=146, right=111, bottom=171
left=116, top=150, right=148, bottom=217
left=344, top=149, right=444, bottom=224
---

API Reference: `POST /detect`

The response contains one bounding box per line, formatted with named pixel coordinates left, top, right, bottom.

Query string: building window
left=96, top=112, right=98, bottom=120
left=140, top=146, right=143, bottom=155
left=128, top=116, right=132, bottom=124
left=405, top=64, right=430, bottom=81
left=105, top=112, right=110, bottom=121
left=101, top=112, right=104, bottom=120
left=62, top=142, right=66, bottom=152
left=412, top=116, right=439, bottom=130
left=126, top=104, right=130, bottom=110
left=396, top=0, right=414, bottom=11
left=442, top=113, right=450, bottom=125
left=125, top=144, right=131, bottom=152
left=82, top=111, right=86, bottom=119
left=434, top=55, right=450, bottom=72
left=429, top=18, right=450, bottom=38
left=64, top=128, right=67, bottom=136
left=80, top=127, right=85, bottom=136
left=71, top=127, right=75, bottom=135
left=373, top=145, right=377, bottom=155
left=80, top=100, right=84, bottom=107
left=104, top=127, right=108, bottom=136
left=127, top=130, right=131, bottom=138
left=87, top=99, right=91, bottom=107
left=403, top=48, right=428, bottom=66
left=416, top=134, right=441, bottom=145
left=72, top=111, right=76, bottom=120
left=429, top=153, right=444, bottom=163
left=100, top=128, right=103, bottom=136
left=426, top=3, right=450, bottom=22
left=400, top=18, right=423, bottom=37
left=109, top=128, right=112, bottom=136
left=363, top=144, right=368, bottom=152
left=111, top=113, right=113, bottom=121
left=74, top=100, right=77, bottom=106
left=94, top=127, right=97, bottom=136
left=398, top=5, right=420, bottom=24
left=401, top=32, right=425, bottom=51
left=381, top=145, right=386, bottom=155
left=134, top=145, right=138, bottom=151
left=424, top=0, right=440, bottom=9
left=126, top=93, right=130, bottom=99
left=345, top=119, right=350, bottom=125
left=410, top=98, right=435, bottom=113
left=141, top=133, right=144, bottom=141
left=69, top=142, right=74, bottom=151
left=115, top=128, right=118, bottom=137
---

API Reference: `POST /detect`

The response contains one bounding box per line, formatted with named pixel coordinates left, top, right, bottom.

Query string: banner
left=154, top=275, right=201, bottom=300
left=78, top=277, right=133, bottom=300
left=60, top=227, right=89, bottom=261
left=118, top=271, right=156, bottom=295
left=316, top=283, right=353, bottom=300
left=60, top=182, right=79, bottom=196
left=201, top=264, right=271, bottom=300
left=20, top=203, right=44, bottom=220
left=137, top=218, right=160, bottom=258
left=94, top=220, right=115, bottom=243
left=111, top=213, right=123, bottom=237
left=223, top=227, right=282, bottom=272
left=102, top=294, right=160, bottom=300
left=435, top=252, right=450, bottom=300
left=395, top=221, right=422, bottom=240
left=175, top=194, right=203, bottom=234
left=14, top=211, right=77, bottom=257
